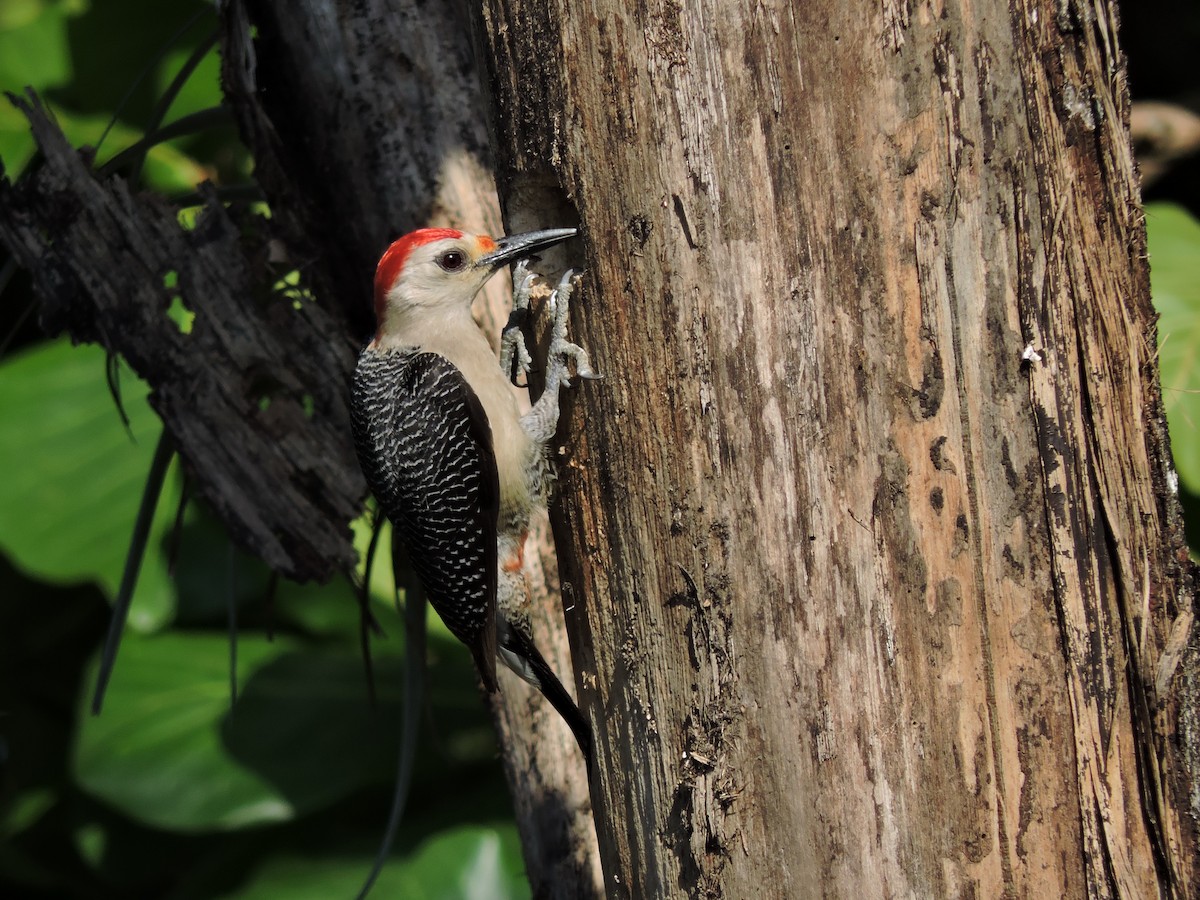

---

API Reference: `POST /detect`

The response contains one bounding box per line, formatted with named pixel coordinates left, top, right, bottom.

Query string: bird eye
left=437, top=250, right=466, bottom=271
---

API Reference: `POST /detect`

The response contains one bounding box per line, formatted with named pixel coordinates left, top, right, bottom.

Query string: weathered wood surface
left=476, top=0, right=1198, bottom=896
left=0, top=92, right=363, bottom=582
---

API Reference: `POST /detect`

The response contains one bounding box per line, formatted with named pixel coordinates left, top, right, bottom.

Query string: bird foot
left=500, top=262, right=537, bottom=384
left=545, top=269, right=601, bottom=386
left=515, top=266, right=598, bottom=446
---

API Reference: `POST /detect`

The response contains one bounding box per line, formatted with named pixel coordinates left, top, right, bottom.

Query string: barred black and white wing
left=351, top=348, right=500, bottom=691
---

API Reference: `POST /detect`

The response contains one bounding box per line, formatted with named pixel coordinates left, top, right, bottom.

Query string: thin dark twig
left=360, top=511, right=387, bottom=635
left=358, top=511, right=387, bottom=707
left=360, top=602, right=378, bottom=709
left=99, top=106, right=233, bottom=177
left=91, top=430, right=174, bottom=714
left=128, top=30, right=220, bottom=188
left=95, top=8, right=211, bottom=155
left=355, top=535, right=427, bottom=900
left=166, top=474, right=191, bottom=577
left=105, top=352, right=133, bottom=441
left=227, top=540, right=239, bottom=710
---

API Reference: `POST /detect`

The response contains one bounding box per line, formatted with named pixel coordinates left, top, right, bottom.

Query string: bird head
left=372, top=226, right=576, bottom=341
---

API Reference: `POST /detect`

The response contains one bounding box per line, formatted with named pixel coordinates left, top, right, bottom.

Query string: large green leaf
left=0, top=0, right=75, bottom=172
left=1147, top=202, right=1200, bottom=492
left=220, top=825, right=531, bottom=900
left=75, top=632, right=297, bottom=832
left=1, top=93, right=214, bottom=188
left=74, top=629, right=495, bottom=832
left=58, top=0, right=211, bottom=122
left=0, top=0, right=73, bottom=90
left=221, top=646, right=492, bottom=807
left=0, top=340, right=177, bottom=631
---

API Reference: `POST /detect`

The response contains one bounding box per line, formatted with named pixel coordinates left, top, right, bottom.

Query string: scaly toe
left=550, top=340, right=599, bottom=380
left=512, top=261, right=537, bottom=310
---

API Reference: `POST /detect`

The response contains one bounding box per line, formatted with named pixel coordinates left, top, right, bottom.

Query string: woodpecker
left=349, top=226, right=594, bottom=760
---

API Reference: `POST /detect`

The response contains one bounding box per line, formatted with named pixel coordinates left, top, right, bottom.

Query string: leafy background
left=1, top=1, right=1198, bottom=898
left=0, top=1, right=528, bottom=898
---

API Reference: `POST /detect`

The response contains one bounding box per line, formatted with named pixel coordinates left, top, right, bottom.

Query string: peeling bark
left=0, top=92, right=362, bottom=581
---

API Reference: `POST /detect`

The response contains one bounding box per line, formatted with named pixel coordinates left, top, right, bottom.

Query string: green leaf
left=0, top=9, right=211, bottom=186
left=0, top=1, right=73, bottom=91
left=0, top=0, right=50, bottom=32
left=74, top=632, right=297, bottom=832
left=0, top=98, right=38, bottom=181
left=74, top=630, right=495, bottom=832
left=0, top=788, right=56, bottom=839
left=156, top=42, right=223, bottom=124
left=1147, top=202, right=1200, bottom=492
left=1, top=95, right=211, bottom=186
left=0, top=0, right=75, bottom=172
left=54, top=0, right=211, bottom=123
left=0, top=340, right=178, bottom=632
left=220, top=825, right=531, bottom=900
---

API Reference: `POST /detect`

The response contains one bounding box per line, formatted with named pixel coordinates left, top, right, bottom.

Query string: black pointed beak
left=477, top=227, right=577, bottom=270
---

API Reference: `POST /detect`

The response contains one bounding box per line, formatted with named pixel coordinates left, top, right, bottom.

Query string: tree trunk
left=474, top=0, right=1199, bottom=897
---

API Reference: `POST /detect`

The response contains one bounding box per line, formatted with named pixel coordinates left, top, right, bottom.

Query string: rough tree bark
left=475, top=0, right=1199, bottom=897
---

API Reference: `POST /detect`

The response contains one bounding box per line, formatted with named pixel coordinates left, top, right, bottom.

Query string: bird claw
left=500, top=323, right=533, bottom=385
left=545, top=269, right=602, bottom=383
left=512, top=263, right=597, bottom=446
left=500, top=263, right=538, bottom=382
left=549, top=337, right=599, bottom=383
